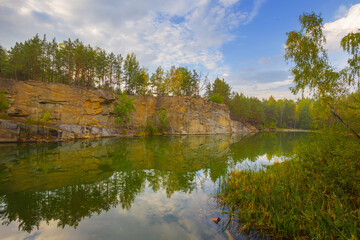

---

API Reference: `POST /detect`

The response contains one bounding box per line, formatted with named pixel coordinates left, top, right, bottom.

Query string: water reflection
left=0, top=132, right=306, bottom=238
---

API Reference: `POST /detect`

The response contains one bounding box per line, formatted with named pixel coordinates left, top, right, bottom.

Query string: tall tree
left=0, top=46, right=8, bottom=78
left=150, top=66, right=166, bottom=96
left=206, top=78, right=231, bottom=104
left=167, top=66, right=182, bottom=96
left=285, top=13, right=360, bottom=141
left=62, top=39, right=75, bottom=85
left=113, top=54, right=123, bottom=91
left=123, top=53, right=141, bottom=94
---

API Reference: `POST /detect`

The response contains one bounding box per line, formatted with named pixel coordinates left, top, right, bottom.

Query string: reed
left=216, top=131, right=360, bottom=239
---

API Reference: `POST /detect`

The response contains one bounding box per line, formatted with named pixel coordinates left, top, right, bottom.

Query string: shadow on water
left=0, top=132, right=308, bottom=238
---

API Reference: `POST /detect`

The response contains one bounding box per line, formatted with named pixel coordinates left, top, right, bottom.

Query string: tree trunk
left=326, top=102, right=360, bottom=143
left=318, top=85, right=360, bottom=143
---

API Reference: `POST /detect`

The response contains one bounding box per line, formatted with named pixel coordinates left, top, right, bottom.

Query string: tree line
left=0, top=34, right=202, bottom=96
left=1, top=32, right=358, bottom=132
left=205, top=77, right=360, bottom=131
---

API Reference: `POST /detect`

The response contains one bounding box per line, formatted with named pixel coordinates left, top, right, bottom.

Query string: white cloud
left=0, top=0, right=265, bottom=77
left=219, top=0, right=240, bottom=7
left=334, top=4, right=348, bottom=19
left=324, top=3, right=360, bottom=52
left=232, top=78, right=295, bottom=100
left=242, top=0, right=267, bottom=25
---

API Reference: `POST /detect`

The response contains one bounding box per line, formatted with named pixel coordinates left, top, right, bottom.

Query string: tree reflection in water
left=0, top=133, right=305, bottom=233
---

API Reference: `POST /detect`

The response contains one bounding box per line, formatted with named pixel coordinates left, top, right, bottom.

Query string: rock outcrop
left=0, top=79, right=256, bottom=142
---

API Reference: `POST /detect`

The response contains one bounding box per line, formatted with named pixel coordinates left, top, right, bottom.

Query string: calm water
left=0, top=132, right=308, bottom=240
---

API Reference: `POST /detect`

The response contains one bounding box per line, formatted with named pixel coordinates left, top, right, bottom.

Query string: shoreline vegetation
left=216, top=12, right=360, bottom=239
left=216, top=130, right=360, bottom=239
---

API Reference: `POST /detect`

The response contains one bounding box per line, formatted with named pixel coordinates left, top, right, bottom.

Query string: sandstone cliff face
left=0, top=79, right=256, bottom=142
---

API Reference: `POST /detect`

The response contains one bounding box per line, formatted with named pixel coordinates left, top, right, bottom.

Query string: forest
left=1, top=34, right=359, bottom=131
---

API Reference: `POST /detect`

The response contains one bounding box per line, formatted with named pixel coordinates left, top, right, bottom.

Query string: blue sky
left=0, top=0, right=359, bottom=99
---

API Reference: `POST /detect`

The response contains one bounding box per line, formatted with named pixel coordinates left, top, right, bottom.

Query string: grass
left=216, top=130, right=360, bottom=239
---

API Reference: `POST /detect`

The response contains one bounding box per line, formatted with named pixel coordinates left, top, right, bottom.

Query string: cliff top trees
left=1, top=34, right=206, bottom=97
left=206, top=78, right=231, bottom=104
left=0, top=46, right=8, bottom=77
left=285, top=12, right=360, bottom=141
left=150, top=66, right=166, bottom=96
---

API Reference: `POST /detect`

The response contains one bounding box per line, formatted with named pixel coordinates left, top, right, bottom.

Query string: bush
left=209, top=93, right=224, bottom=104
left=155, top=107, right=169, bottom=132
left=264, top=121, right=277, bottom=129
left=40, top=110, right=52, bottom=123
left=0, top=91, right=9, bottom=112
left=114, top=93, right=135, bottom=125
left=145, top=121, right=158, bottom=136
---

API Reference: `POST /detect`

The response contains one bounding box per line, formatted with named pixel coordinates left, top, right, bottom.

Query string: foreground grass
left=216, top=131, right=360, bottom=239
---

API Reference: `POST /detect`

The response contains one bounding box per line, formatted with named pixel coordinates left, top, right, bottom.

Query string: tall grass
left=216, top=130, right=360, bottom=239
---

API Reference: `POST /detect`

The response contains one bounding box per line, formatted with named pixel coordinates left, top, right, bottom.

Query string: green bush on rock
left=0, top=91, right=9, bottom=113
left=114, top=93, right=135, bottom=126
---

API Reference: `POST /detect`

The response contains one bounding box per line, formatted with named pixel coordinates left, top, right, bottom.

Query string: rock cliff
left=0, top=79, right=256, bottom=142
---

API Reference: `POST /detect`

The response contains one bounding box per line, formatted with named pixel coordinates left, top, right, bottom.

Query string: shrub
left=264, top=121, right=277, bottom=129
left=155, top=107, right=169, bottom=132
left=0, top=91, right=9, bottom=112
left=114, top=93, right=135, bottom=125
left=145, top=121, right=158, bottom=136
left=40, top=110, right=52, bottom=123
left=209, top=93, right=224, bottom=104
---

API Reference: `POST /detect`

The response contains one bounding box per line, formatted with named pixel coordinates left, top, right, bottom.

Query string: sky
left=0, top=0, right=359, bottom=99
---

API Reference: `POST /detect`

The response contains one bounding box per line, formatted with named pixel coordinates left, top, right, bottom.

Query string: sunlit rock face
left=0, top=79, right=255, bottom=141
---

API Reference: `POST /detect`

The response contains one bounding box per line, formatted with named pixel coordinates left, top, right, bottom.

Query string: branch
left=317, top=84, right=360, bottom=143
left=326, top=102, right=360, bottom=143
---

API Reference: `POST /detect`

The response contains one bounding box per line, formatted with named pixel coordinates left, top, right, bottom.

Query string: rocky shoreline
left=0, top=79, right=257, bottom=143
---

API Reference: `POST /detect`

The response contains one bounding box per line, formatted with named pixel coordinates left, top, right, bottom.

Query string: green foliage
left=39, top=110, right=52, bottom=123
left=1, top=35, right=206, bottom=97
left=0, top=46, right=9, bottom=77
left=145, top=121, right=158, bottom=136
left=114, top=93, right=135, bottom=125
left=123, top=53, right=150, bottom=95
left=150, top=66, right=166, bottom=96
left=298, top=128, right=360, bottom=196
left=0, top=91, right=9, bottom=112
left=206, top=78, right=231, bottom=104
left=264, top=121, right=277, bottom=129
left=178, top=67, right=200, bottom=96
left=285, top=13, right=360, bottom=141
left=341, top=30, right=360, bottom=80
left=143, top=107, right=169, bottom=135
left=25, top=116, right=36, bottom=125
left=164, top=66, right=200, bottom=96
left=155, top=107, right=169, bottom=132
left=208, top=93, right=224, bottom=104
left=285, top=12, right=336, bottom=97
left=216, top=130, right=360, bottom=239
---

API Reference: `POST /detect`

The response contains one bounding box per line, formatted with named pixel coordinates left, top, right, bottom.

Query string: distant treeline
left=205, top=78, right=360, bottom=130
left=0, top=34, right=202, bottom=96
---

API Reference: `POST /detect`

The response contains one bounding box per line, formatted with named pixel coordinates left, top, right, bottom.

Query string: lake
left=0, top=132, right=308, bottom=240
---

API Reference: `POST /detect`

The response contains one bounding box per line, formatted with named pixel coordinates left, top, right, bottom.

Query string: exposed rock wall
left=0, top=79, right=256, bottom=142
